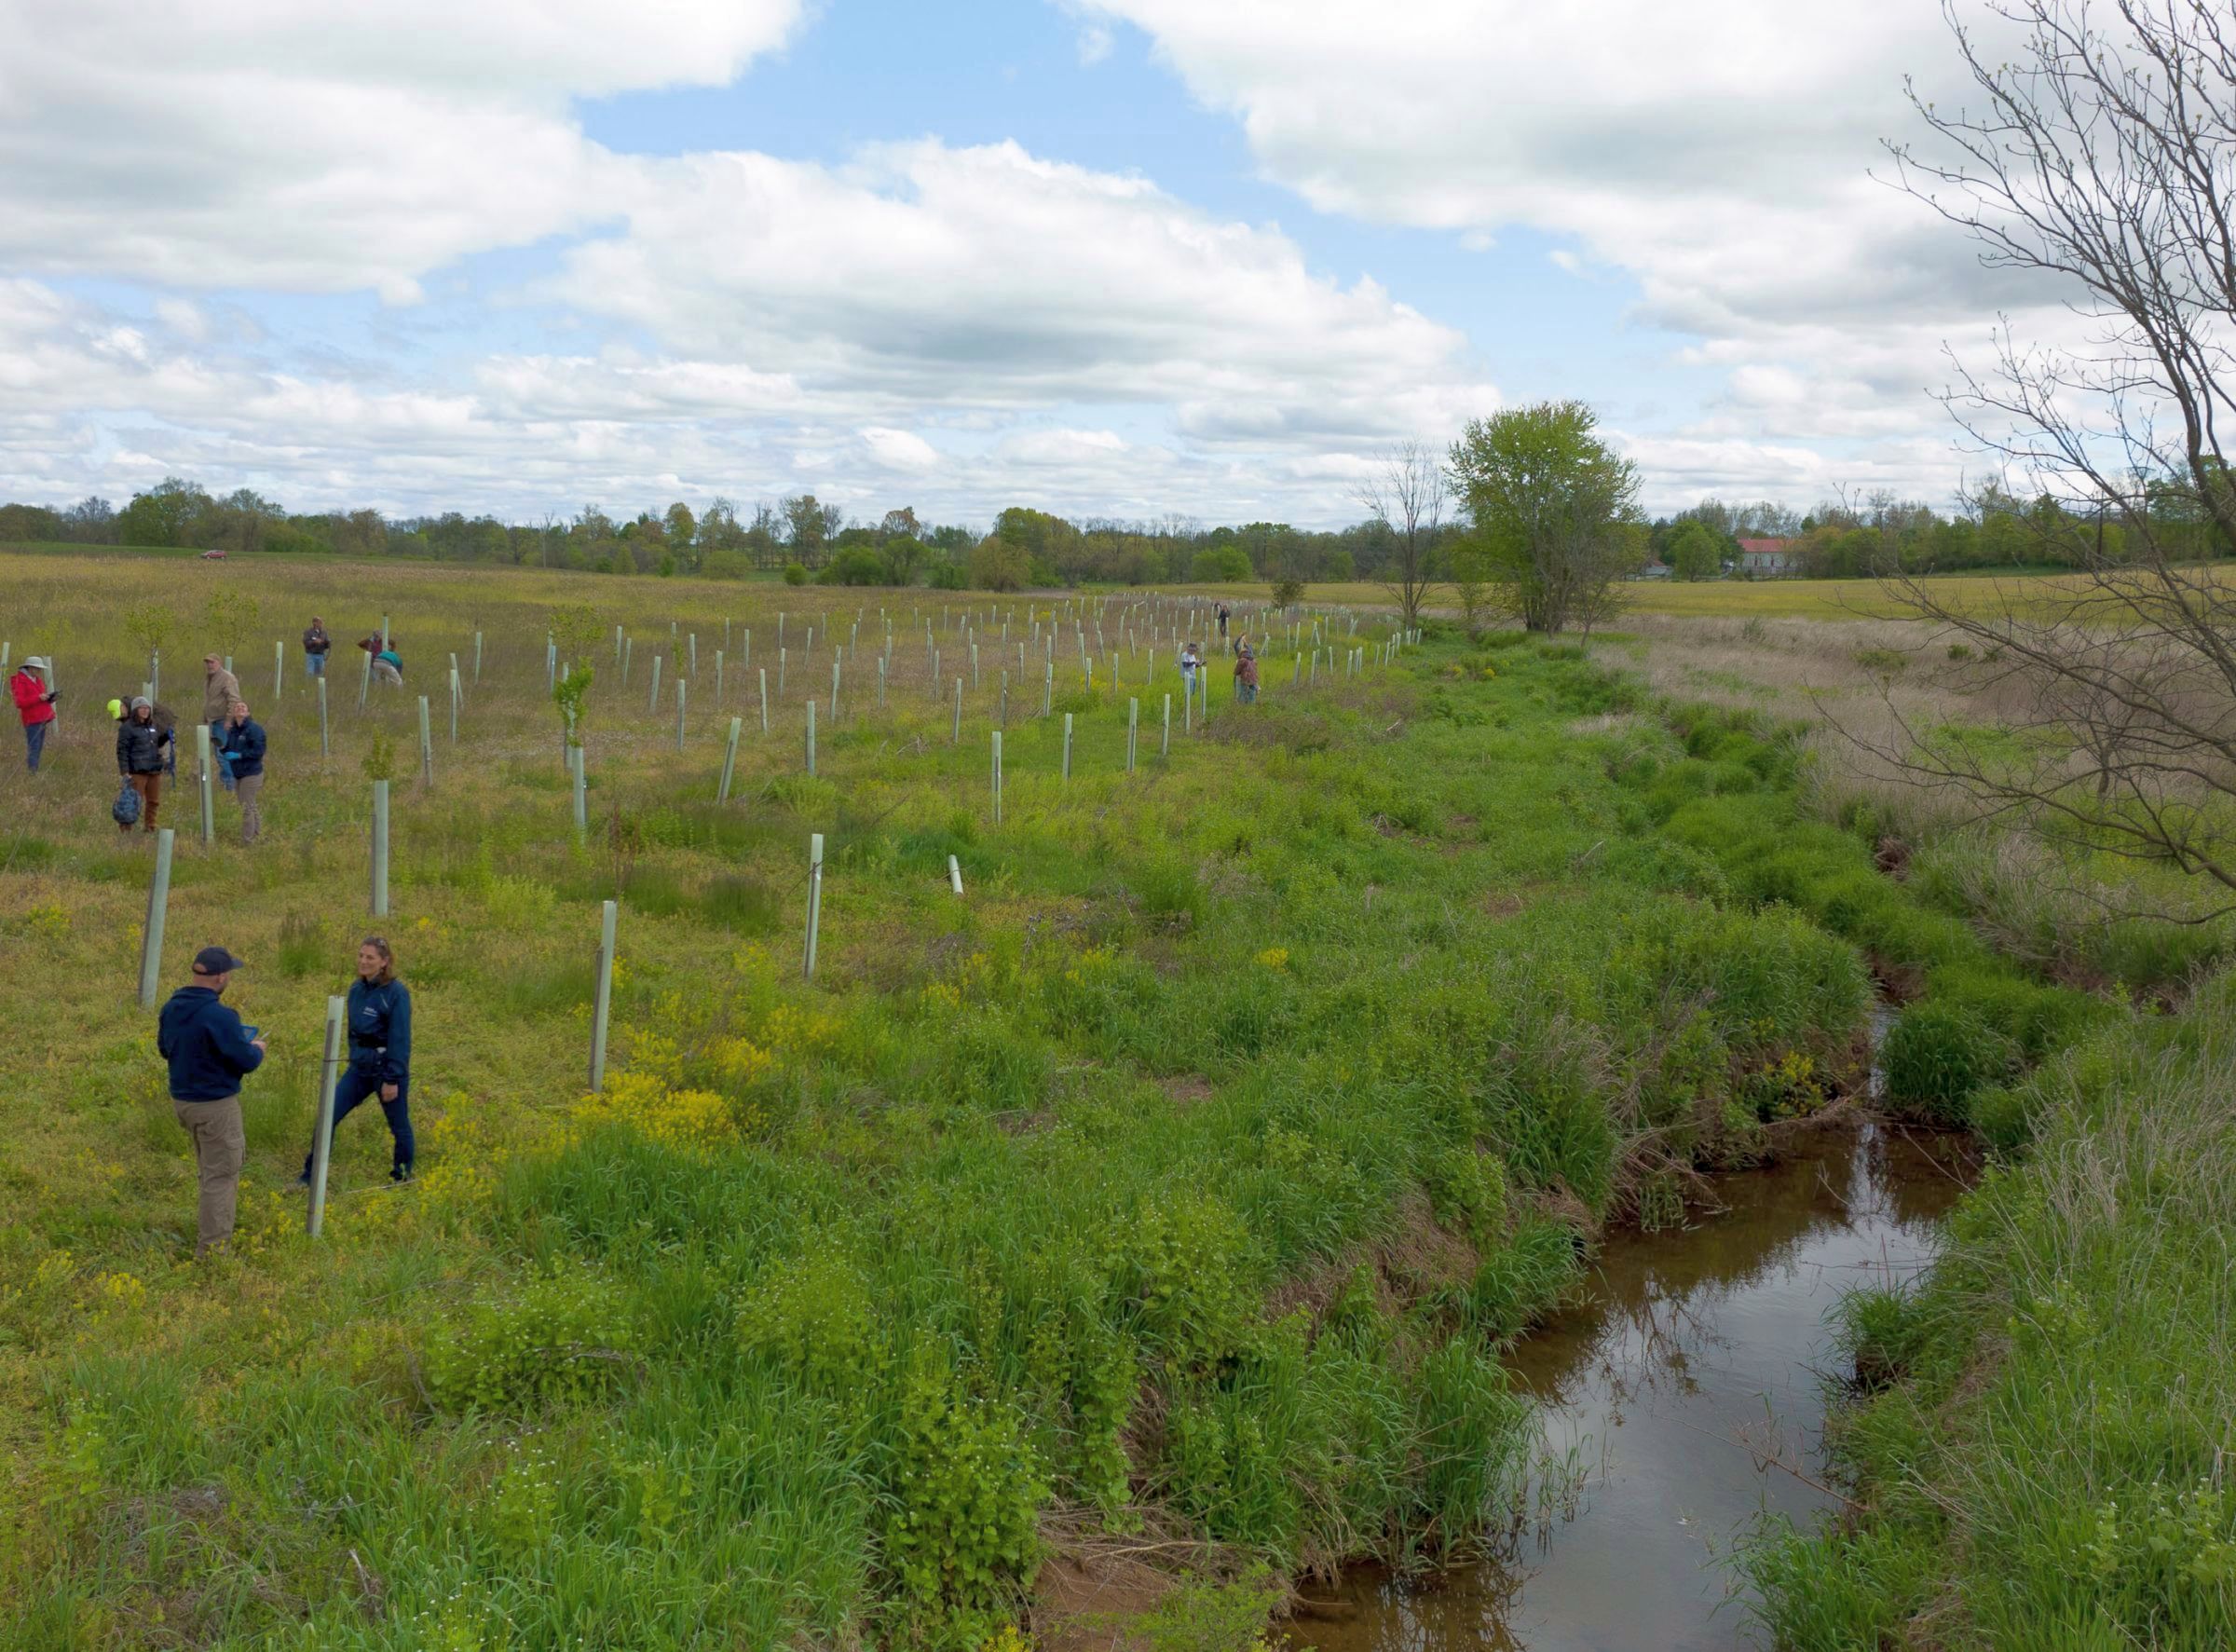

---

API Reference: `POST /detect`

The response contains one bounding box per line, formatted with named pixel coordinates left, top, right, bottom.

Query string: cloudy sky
left=0, top=0, right=2048, bottom=528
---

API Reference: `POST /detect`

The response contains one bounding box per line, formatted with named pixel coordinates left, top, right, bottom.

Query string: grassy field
left=0, top=548, right=2227, bottom=1649
left=1159, top=568, right=2207, bottom=621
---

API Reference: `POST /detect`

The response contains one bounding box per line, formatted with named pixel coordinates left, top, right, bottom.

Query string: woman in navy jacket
left=300, top=935, right=415, bottom=1186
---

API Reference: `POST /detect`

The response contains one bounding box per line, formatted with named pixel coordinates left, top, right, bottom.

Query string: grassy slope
left=1746, top=986, right=2236, bottom=1649
left=2, top=536, right=2175, bottom=620
left=0, top=559, right=1892, bottom=1649
left=3, top=555, right=2223, bottom=1649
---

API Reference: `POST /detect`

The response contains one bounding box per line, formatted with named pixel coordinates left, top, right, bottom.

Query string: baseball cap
left=192, top=946, right=246, bottom=976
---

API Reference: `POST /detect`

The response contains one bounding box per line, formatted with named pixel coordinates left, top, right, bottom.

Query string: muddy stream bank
left=1292, top=1119, right=1978, bottom=1651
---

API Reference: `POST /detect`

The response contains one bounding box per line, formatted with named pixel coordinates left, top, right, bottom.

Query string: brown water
left=1294, top=1122, right=1975, bottom=1652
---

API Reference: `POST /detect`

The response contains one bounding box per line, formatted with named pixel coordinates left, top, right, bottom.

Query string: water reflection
left=1295, top=1123, right=1974, bottom=1652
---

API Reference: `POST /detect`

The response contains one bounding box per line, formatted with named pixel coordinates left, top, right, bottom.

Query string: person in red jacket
left=10, top=656, right=58, bottom=772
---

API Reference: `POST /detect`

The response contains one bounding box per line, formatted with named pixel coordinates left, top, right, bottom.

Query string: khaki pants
left=173, top=1095, right=245, bottom=1255
left=235, top=771, right=264, bottom=843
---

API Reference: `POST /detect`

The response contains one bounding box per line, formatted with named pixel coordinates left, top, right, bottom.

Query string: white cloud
left=0, top=0, right=802, bottom=291
left=0, top=277, right=1472, bottom=526
left=552, top=140, right=1497, bottom=445
left=19, top=0, right=2045, bottom=521
left=1080, top=0, right=2059, bottom=508
left=860, top=427, right=940, bottom=473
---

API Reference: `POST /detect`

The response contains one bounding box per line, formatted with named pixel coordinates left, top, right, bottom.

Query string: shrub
left=882, top=1345, right=1045, bottom=1623
left=1881, top=1002, right=2018, bottom=1124
left=1466, top=1219, right=1578, bottom=1340
left=1837, top=1285, right=1931, bottom=1388
left=277, top=910, right=323, bottom=978
left=702, top=872, right=782, bottom=935
left=422, top=1264, right=638, bottom=1413
left=1105, top=1194, right=1255, bottom=1372
left=818, top=546, right=891, bottom=586
left=736, top=1248, right=880, bottom=1394
left=782, top=562, right=808, bottom=586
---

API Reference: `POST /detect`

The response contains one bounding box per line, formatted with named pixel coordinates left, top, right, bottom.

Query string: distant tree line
left=6, top=463, right=2224, bottom=591
left=1646, top=475, right=2235, bottom=580
left=0, top=477, right=1445, bottom=590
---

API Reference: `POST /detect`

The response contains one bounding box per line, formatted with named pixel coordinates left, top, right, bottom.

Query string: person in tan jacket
left=201, top=654, right=241, bottom=791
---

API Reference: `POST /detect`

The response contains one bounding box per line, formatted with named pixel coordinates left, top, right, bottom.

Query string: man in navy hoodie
left=157, top=946, right=266, bottom=1255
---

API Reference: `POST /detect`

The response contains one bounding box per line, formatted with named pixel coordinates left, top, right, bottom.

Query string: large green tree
left=1447, top=401, right=1643, bottom=635
left=1664, top=518, right=1723, bottom=581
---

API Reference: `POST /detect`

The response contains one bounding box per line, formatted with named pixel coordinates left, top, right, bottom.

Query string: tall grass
left=1747, top=978, right=2236, bottom=1648
left=0, top=553, right=2164, bottom=1647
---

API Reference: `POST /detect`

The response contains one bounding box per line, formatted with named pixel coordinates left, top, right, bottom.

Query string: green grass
left=0, top=555, right=2202, bottom=1648
left=1746, top=981, right=2236, bottom=1649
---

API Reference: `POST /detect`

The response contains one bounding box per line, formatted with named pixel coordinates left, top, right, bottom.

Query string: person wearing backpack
left=10, top=656, right=57, bottom=772
left=116, top=696, right=171, bottom=833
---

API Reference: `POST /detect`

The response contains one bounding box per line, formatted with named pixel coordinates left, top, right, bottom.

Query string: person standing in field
left=302, top=617, right=331, bottom=678
left=218, top=699, right=266, bottom=844
left=116, top=696, right=171, bottom=832
left=157, top=945, right=266, bottom=1257
left=300, top=936, right=415, bottom=1187
left=9, top=655, right=57, bottom=772
left=201, top=655, right=240, bottom=790
left=1179, top=642, right=1202, bottom=705
left=1234, top=639, right=1260, bottom=704
left=1215, top=602, right=1231, bottom=649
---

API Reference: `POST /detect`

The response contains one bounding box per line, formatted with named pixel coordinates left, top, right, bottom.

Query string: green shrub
left=1881, top=1002, right=2019, bottom=1124
left=1930, top=964, right=2106, bottom=1058
left=1105, top=1194, right=1255, bottom=1372
left=277, top=910, right=323, bottom=978
left=423, top=1264, right=638, bottom=1413
left=882, top=1345, right=1045, bottom=1624
left=1425, top=1145, right=1508, bottom=1247
left=1836, top=1285, right=1932, bottom=1389
left=782, top=562, right=808, bottom=586
left=1466, top=1220, right=1578, bottom=1340
left=736, top=1248, right=881, bottom=1394
left=702, top=871, right=782, bottom=935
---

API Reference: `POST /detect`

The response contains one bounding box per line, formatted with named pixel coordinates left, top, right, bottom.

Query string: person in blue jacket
left=157, top=945, right=267, bottom=1255
left=218, top=698, right=266, bottom=844
left=301, top=935, right=414, bottom=1186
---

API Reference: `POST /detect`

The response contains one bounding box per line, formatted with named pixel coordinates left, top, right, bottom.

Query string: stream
left=1293, top=1118, right=1978, bottom=1651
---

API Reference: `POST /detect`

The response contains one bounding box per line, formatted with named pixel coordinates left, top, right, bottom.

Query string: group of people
left=1176, top=635, right=1260, bottom=704
left=102, top=655, right=268, bottom=840
left=157, top=935, right=416, bottom=1256
left=9, top=616, right=395, bottom=842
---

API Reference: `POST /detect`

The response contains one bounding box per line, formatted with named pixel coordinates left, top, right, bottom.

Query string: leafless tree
left=1357, top=440, right=1445, bottom=630
left=1864, top=0, right=2236, bottom=917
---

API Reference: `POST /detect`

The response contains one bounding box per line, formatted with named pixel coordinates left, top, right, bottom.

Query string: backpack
left=113, top=780, right=141, bottom=826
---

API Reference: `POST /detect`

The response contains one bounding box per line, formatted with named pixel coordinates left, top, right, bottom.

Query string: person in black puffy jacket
left=115, top=697, right=171, bottom=834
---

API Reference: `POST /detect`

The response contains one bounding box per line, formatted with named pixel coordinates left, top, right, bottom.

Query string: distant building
left=1738, top=538, right=1795, bottom=575
left=1635, top=558, right=1672, bottom=580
